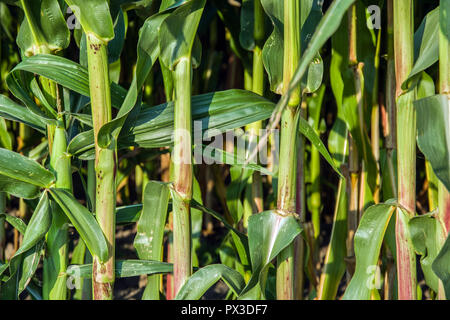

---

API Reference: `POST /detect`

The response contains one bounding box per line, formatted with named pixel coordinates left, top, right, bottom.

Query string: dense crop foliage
left=0, top=0, right=448, bottom=300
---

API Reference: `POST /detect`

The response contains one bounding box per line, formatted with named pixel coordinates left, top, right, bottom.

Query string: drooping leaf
left=0, top=192, right=50, bottom=297
left=0, top=94, right=46, bottom=133
left=49, top=188, right=109, bottom=262
left=175, top=264, right=245, bottom=300
left=0, top=148, right=54, bottom=199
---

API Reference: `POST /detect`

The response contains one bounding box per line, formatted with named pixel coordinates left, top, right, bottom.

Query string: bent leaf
left=0, top=148, right=54, bottom=198
left=175, top=264, right=245, bottom=300
left=49, top=188, right=109, bottom=262
left=239, top=210, right=302, bottom=299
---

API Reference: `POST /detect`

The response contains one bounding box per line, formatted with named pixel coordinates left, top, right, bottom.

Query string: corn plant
left=0, top=0, right=449, bottom=301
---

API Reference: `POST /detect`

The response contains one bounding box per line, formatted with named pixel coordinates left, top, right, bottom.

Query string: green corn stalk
left=393, top=0, right=417, bottom=300
left=276, top=0, right=301, bottom=300
left=86, top=33, right=116, bottom=300
left=172, top=57, right=194, bottom=295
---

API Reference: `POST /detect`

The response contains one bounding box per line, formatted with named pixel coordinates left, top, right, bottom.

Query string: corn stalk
left=393, top=0, right=417, bottom=300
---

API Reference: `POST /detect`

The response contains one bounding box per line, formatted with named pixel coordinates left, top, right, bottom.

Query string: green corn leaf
left=0, top=192, right=50, bottom=296
left=260, top=0, right=323, bottom=95
left=116, top=204, right=143, bottom=224
left=64, top=0, right=114, bottom=42
left=0, top=148, right=55, bottom=199
left=264, top=0, right=354, bottom=99
left=318, top=178, right=347, bottom=300
left=49, top=188, right=109, bottom=262
left=343, top=203, right=396, bottom=300
left=69, top=89, right=276, bottom=159
left=432, top=234, right=450, bottom=299
left=134, top=181, right=170, bottom=300
left=403, top=7, right=440, bottom=90
left=9, top=54, right=127, bottom=110
left=0, top=94, right=46, bottom=133
left=159, top=0, right=206, bottom=70
left=409, top=212, right=445, bottom=293
left=298, top=116, right=342, bottom=178
left=66, top=260, right=173, bottom=279
left=17, top=0, right=70, bottom=55
left=239, top=210, right=302, bottom=299
left=0, top=118, right=12, bottom=150
left=415, top=94, right=450, bottom=191
left=239, top=0, right=254, bottom=51
left=197, top=144, right=275, bottom=176
left=175, top=264, right=246, bottom=300
left=190, top=199, right=250, bottom=270
left=96, top=7, right=173, bottom=149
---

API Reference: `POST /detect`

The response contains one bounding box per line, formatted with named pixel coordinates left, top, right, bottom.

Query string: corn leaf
left=432, top=234, right=450, bottom=299
left=64, top=0, right=114, bottom=42
left=159, top=0, right=205, bottom=69
left=415, top=94, right=450, bottom=191
left=298, top=116, right=342, bottom=177
left=0, top=94, right=46, bottom=133
left=69, top=89, right=276, bottom=159
left=17, top=0, right=70, bottom=55
left=175, top=264, right=245, bottom=300
left=0, top=192, right=50, bottom=297
left=134, top=181, right=170, bottom=300
left=49, top=188, right=109, bottom=262
left=239, top=210, right=302, bottom=299
left=343, top=203, right=396, bottom=300
left=66, top=260, right=173, bottom=278
left=409, top=212, right=444, bottom=293
left=0, top=148, right=54, bottom=199
left=318, top=179, right=347, bottom=299
left=403, top=6, right=440, bottom=90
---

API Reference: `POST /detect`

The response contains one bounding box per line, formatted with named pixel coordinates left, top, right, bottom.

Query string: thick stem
left=393, top=0, right=417, bottom=300
left=86, top=33, right=116, bottom=300
left=276, top=0, right=301, bottom=300
left=172, top=58, right=193, bottom=295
